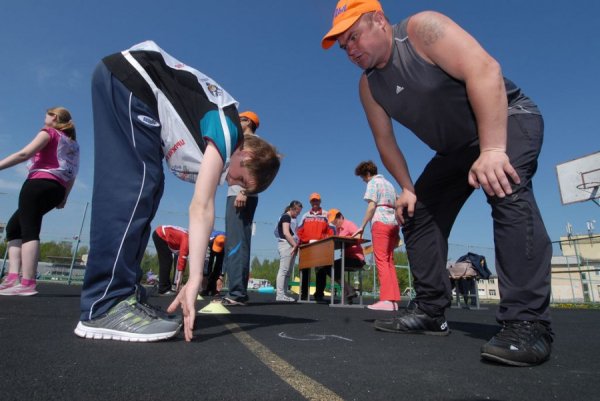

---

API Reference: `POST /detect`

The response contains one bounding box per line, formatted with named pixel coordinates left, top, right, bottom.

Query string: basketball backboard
left=556, top=151, right=600, bottom=205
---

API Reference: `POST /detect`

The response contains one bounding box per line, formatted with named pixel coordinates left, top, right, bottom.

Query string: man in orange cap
left=239, top=111, right=260, bottom=131
left=296, top=192, right=334, bottom=300
left=313, top=209, right=364, bottom=304
left=297, top=193, right=332, bottom=244
left=221, top=110, right=262, bottom=306
left=202, top=231, right=227, bottom=297
left=322, top=1, right=552, bottom=366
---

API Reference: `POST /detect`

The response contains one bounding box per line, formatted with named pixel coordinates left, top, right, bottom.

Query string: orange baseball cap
left=327, top=208, right=341, bottom=223
left=212, top=234, right=226, bottom=253
left=309, top=192, right=321, bottom=201
left=239, top=111, right=260, bottom=128
left=321, top=0, right=383, bottom=49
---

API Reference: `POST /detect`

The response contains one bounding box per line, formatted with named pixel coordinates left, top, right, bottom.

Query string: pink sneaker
left=0, top=283, right=38, bottom=296
left=367, top=300, right=397, bottom=311
left=0, top=278, right=19, bottom=291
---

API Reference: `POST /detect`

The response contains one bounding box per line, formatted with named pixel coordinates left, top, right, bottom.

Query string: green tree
left=39, top=241, right=74, bottom=262
left=360, top=249, right=411, bottom=294
left=394, top=250, right=411, bottom=290
left=76, top=245, right=89, bottom=259
left=249, top=256, right=279, bottom=285
left=1, top=240, right=80, bottom=266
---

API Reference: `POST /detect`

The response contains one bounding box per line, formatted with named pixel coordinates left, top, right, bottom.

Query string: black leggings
left=6, top=179, right=65, bottom=243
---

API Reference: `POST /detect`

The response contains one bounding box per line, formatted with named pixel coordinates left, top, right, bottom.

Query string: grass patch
left=551, top=303, right=600, bottom=310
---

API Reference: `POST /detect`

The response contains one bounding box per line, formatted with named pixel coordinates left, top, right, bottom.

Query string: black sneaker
left=481, top=321, right=553, bottom=367
left=374, top=306, right=450, bottom=336
left=313, top=294, right=327, bottom=304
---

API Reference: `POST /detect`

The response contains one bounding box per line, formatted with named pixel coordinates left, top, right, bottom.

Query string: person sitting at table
left=313, top=209, right=364, bottom=304
left=296, top=192, right=334, bottom=300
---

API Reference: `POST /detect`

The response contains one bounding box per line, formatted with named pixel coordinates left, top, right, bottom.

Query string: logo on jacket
left=396, top=85, right=404, bottom=94
left=206, top=82, right=223, bottom=97
left=166, top=139, right=186, bottom=161
left=137, top=115, right=160, bottom=127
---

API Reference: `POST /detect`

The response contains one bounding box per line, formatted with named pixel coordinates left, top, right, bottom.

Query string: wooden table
left=298, top=236, right=370, bottom=307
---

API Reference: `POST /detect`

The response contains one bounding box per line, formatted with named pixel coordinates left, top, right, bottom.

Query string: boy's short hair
left=242, top=134, right=281, bottom=194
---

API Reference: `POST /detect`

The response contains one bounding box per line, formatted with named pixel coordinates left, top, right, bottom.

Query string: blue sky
left=0, top=0, right=598, bottom=266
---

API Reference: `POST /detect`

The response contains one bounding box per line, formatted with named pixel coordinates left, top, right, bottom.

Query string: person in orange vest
left=313, top=209, right=364, bottom=304
left=296, top=192, right=334, bottom=300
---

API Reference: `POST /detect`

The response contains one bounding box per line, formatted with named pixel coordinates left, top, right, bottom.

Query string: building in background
left=477, top=277, right=500, bottom=301
left=551, top=235, right=600, bottom=303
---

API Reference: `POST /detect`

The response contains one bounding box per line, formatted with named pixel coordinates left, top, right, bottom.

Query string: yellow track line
left=222, top=320, right=344, bottom=401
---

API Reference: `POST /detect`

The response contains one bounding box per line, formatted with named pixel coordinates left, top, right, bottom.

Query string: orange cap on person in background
left=212, top=234, right=226, bottom=253
left=309, top=192, right=321, bottom=201
left=327, top=208, right=341, bottom=223
left=239, top=111, right=260, bottom=128
left=321, top=0, right=383, bottom=49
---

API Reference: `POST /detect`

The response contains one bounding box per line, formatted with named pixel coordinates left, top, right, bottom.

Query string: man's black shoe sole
left=374, top=324, right=450, bottom=336
left=480, top=351, right=549, bottom=367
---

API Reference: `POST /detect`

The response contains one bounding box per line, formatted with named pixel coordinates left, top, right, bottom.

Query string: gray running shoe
left=74, top=295, right=181, bottom=342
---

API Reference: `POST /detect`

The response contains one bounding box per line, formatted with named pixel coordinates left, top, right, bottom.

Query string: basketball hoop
left=576, top=181, right=600, bottom=190
left=556, top=151, right=600, bottom=206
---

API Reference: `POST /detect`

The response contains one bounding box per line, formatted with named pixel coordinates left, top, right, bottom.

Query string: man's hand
left=395, top=190, right=417, bottom=225
left=468, top=150, right=520, bottom=198
left=234, top=192, right=247, bottom=208
left=167, top=280, right=200, bottom=342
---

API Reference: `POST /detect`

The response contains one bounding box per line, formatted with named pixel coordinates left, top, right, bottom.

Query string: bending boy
left=76, top=41, right=279, bottom=343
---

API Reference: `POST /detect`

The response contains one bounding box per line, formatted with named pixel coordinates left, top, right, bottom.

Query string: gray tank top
left=366, top=19, right=540, bottom=154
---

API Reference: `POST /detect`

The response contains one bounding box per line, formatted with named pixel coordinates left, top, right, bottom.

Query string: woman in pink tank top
left=0, top=107, right=79, bottom=296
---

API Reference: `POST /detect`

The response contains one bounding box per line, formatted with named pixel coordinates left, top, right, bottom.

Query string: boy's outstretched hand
left=167, top=281, right=199, bottom=342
